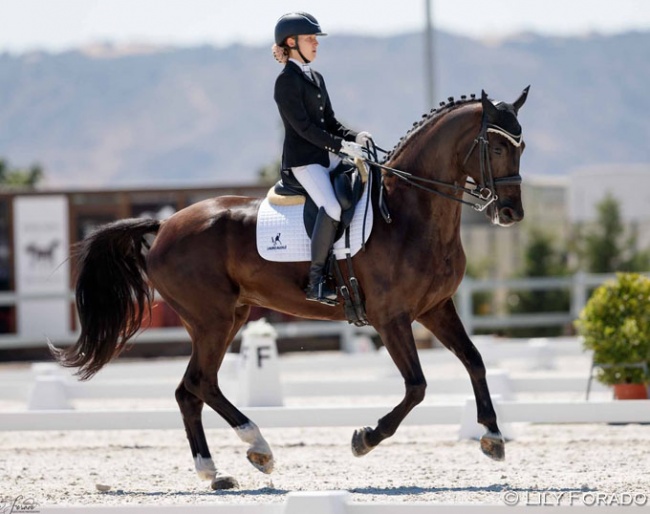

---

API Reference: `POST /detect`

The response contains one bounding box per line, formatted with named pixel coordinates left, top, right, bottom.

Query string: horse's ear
left=512, top=85, right=530, bottom=114
left=481, top=89, right=499, bottom=121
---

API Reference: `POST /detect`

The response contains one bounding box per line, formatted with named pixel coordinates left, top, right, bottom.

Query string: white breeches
left=291, top=153, right=342, bottom=221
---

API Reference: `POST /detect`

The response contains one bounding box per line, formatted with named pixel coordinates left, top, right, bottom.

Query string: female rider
left=272, top=12, right=372, bottom=305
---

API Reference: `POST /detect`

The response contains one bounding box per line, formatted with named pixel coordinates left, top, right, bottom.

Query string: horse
left=52, top=86, right=530, bottom=490
left=26, top=240, right=60, bottom=266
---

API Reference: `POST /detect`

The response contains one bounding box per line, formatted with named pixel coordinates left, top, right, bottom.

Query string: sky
left=1, top=0, right=650, bottom=53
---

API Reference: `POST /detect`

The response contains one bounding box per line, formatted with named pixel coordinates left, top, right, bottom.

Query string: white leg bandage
left=194, top=455, right=217, bottom=481
left=235, top=421, right=272, bottom=456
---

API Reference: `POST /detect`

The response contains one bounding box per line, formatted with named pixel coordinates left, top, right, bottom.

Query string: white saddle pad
left=256, top=186, right=373, bottom=262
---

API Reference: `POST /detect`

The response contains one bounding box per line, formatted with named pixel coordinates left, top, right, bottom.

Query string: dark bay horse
left=52, top=87, right=529, bottom=490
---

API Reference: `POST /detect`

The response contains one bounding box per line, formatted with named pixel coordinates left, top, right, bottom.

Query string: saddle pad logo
left=268, top=233, right=287, bottom=251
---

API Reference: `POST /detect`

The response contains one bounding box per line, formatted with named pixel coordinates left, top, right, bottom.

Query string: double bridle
left=365, top=120, right=523, bottom=212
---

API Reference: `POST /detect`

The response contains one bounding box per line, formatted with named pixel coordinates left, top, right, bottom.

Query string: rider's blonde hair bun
left=272, top=44, right=289, bottom=64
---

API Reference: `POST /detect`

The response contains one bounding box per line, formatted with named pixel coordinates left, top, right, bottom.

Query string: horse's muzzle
left=488, top=202, right=524, bottom=227
left=497, top=204, right=524, bottom=226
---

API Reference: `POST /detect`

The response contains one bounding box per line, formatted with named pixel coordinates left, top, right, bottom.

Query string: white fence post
left=571, top=271, right=587, bottom=319
left=237, top=319, right=283, bottom=407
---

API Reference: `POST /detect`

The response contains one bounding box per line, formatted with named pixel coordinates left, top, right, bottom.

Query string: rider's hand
left=340, top=141, right=364, bottom=159
left=356, top=131, right=373, bottom=147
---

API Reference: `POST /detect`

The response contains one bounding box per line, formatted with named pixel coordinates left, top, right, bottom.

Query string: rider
left=272, top=12, right=373, bottom=305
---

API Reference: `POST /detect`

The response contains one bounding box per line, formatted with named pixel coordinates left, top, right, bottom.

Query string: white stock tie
left=301, top=64, right=313, bottom=80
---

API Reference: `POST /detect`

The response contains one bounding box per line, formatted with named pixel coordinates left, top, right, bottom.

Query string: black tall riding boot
left=306, top=208, right=339, bottom=305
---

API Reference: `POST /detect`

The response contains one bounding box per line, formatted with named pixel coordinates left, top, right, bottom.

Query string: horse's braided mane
left=383, top=94, right=480, bottom=164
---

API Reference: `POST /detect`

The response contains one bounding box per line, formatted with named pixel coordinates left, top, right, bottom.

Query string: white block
left=31, top=362, right=65, bottom=377
left=528, top=338, right=557, bottom=370
left=237, top=319, right=283, bottom=407
left=458, top=395, right=516, bottom=441
left=27, top=375, right=73, bottom=410
left=486, top=368, right=516, bottom=401
left=283, top=491, right=349, bottom=514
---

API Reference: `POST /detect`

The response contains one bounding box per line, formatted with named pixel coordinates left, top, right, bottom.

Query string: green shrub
left=574, top=273, right=650, bottom=385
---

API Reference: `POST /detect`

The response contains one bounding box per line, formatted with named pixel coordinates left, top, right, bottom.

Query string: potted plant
left=575, top=272, right=650, bottom=399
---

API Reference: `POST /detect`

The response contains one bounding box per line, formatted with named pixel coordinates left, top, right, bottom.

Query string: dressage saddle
left=272, top=161, right=365, bottom=241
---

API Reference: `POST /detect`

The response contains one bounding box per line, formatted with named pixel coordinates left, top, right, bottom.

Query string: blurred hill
left=0, top=30, right=648, bottom=188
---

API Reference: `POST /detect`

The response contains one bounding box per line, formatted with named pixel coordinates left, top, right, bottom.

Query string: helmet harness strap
left=289, top=36, right=311, bottom=64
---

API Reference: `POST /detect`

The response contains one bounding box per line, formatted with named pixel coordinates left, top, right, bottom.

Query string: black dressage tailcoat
left=274, top=61, right=358, bottom=169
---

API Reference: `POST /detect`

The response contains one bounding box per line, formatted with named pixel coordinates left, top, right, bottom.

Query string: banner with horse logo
left=13, top=195, right=70, bottom=338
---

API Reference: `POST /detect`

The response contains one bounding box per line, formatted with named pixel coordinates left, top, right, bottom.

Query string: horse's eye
left=493, top=147, right=503, bottom=156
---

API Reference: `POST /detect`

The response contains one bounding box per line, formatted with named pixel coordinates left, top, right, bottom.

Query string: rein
left=365, top=122, right=522, bottom=212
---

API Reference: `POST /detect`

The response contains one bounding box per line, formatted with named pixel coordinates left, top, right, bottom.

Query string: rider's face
left=290, top=34, right=319, bottom=62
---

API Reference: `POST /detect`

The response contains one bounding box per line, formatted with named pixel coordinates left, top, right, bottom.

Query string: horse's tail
left=50, top=218, right=161, bottom=380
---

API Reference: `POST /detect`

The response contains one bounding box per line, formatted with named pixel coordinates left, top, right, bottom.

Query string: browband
left=487, top=124, right=523, bottom=148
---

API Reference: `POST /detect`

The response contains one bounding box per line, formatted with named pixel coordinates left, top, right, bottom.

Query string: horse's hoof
left=480, top=430, right=505, bottom=461
left=351, top=426, right=374, bottom=457
left=211, top=475, right=239, bottom=490
left=247, top=449, right=274, bottom=474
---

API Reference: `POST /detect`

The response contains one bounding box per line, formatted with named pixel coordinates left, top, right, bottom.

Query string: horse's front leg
left=352, top=313, right=426, bottom=456
left=417, top=299, right=505, bottom=461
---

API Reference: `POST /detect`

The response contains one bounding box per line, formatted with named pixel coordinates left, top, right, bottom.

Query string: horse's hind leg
left=179, top=306, right=274, bottom=489
left=417, top=299, right=505, bottom=461
left=352, top=314, right=427, bottom=456
left=175, top=380, right=238, bottom=487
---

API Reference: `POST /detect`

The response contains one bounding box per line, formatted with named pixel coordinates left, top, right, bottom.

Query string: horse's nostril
left=501, top=206, right=522, bottom=223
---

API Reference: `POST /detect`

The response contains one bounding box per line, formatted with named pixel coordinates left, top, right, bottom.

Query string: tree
left=622, top=222, right=650, bottom=272
left=579, top=193, right=650, bottom=273
left=0, top=158, right=44, bottom=188
left=506, top=228, right=571, bottom=337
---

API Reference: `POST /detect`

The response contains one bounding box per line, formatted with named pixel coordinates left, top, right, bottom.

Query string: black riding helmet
left=274, top=12, right=327, bottom=46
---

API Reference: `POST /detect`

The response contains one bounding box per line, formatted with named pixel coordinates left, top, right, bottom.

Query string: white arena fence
left=2, top=329, right=650, bottom=433
left=0, top=336, right=608, bottom=406
left=4, top=399, right=650, bottom=433
left=1, top=271, right=647, bottom=350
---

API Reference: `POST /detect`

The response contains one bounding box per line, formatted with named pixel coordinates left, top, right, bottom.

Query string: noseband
left=367, top=120, right=523, bottom=212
